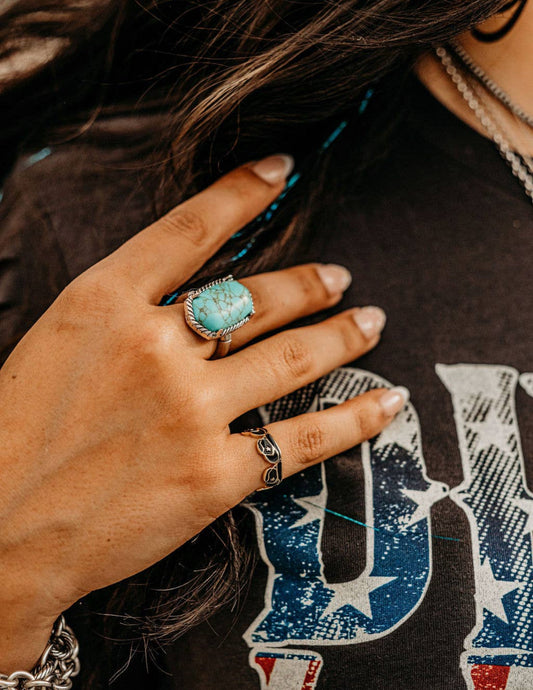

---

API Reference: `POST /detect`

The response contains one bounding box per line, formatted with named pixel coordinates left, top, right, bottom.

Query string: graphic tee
left=0, top=75, right=532, bottom=689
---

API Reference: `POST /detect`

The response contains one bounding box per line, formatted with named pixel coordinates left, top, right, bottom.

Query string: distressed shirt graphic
left=245, top=364, right=533, bottom=690
left=439, top=365, right=533, bottom=690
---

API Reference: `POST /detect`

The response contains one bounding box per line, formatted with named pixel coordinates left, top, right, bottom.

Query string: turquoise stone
left=192, top=280, right=253, bottom=333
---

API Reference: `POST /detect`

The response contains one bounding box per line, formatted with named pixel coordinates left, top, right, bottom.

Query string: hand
left=0, top=154, right=406, bottom=671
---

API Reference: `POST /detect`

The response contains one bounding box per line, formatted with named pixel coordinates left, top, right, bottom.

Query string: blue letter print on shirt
left=244, top=367, right=448, bottom=650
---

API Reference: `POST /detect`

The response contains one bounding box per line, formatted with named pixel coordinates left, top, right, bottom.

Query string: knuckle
left=125, top=320, right=175, bottom=361
left=348, top=396, right=383, bottom=441
left=181, top=452, right=235, bottom=518
left=279, top=337, right=314, bottom=379
left=296, top=265, right=329, bottom=303
left=187, top=384, right=217, bottom=424
left=168, top=451, right=216, bottom=496
left=348, top=403, right=366, bottom=439
left=159, top=208, right=209, bottom=246
left=183, top=459, right=215, bottom=492
left=334, top=315, right=363, bottom=356
left=221, top=169, right=254, bottom=204
left=58, top=270, right=116, bottom=318
left=295, top=423, right=325, bottom=465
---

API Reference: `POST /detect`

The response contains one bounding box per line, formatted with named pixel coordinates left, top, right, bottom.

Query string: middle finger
left=165, top=262, right=353, bottom=357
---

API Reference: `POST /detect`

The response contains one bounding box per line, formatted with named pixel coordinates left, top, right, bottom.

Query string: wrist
left=0, top=621, right=58, bottom=676
left=0, top=579, right=64, bottom=673
left=0, top=605, right=59, bottom=674
left=0, top=614, right=80, bottom=690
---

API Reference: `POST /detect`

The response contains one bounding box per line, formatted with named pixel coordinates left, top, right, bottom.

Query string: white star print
left=470, top=406, right=513, bottom=456
left=371, top=406, right=418, bottom=454
left=400, top=483, right=449, bottom=530
left=290, top=495, right=326, bottom=530
left=321, top=574, right=397, bottom=620
left=475, top=558, right=524, bottom=624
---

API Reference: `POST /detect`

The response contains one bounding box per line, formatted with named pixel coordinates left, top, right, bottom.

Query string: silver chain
left=435, top=45, right=533, bottom=203
left=0, top=616, right=80, bottom=690
left=448, top=39, right=533, bottom=128
left=467, top=76, right=533, bottom=177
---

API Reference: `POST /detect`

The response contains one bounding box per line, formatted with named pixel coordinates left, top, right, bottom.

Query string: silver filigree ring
left=241, top=426, right=283, bottom=490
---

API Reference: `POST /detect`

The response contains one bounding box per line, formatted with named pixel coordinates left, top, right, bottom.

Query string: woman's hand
left=0, top=154, right=405, bottom=671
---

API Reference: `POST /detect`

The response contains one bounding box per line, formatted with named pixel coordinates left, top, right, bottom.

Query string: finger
left=164, top=263, right=353, bottom=357
left=214, top=305, right=387, bottom=418
left=228, top=387, right=410, bottom=496
left=107, top=154, right=295, bottom=301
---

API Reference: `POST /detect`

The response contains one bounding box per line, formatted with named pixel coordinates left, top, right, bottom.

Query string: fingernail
left=251, top=154, right=295, bottom=184
left=352, top=306, right=387, bottom=339
left=316, top=264, right=352, bottom=296
left=379, top=386, right=410, bottom=417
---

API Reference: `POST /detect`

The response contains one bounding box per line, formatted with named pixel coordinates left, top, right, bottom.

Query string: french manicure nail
left=352, top=306, right=387, bottom=339
left=379, top=386, right=410, bottom=417
left=316, top=264, right=352, bottom=296
left=251, top=154, right=295, bottom=185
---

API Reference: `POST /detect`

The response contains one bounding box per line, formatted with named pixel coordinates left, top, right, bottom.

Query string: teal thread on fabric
left=320, top=120, right=348, bottom=152
left=22, top=147, right=52, bottom=169
left=301, top=500, right=461, bottom=543
left=226, top=86, right=374, bottom=262
left=0, top=147, right=54, bottom=207
left=160, top=87, right=374, bottom=306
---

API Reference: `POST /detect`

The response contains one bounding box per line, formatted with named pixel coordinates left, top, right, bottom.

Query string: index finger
left=109, top=154, right=295, bottom=301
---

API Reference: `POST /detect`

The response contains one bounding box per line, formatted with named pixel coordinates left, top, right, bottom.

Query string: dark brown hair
left=0, top=0, right=508, bottom=686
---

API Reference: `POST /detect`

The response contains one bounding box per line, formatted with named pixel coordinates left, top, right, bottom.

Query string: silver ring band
left=241, top=426, right=283, bottom=490
left=212, top=333, right=232, bottom=359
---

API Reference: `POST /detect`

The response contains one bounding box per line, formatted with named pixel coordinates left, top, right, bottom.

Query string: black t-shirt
left=1, top=76, right=532, bottom=690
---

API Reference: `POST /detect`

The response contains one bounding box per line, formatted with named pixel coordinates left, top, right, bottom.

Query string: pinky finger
left=230, top=386, right=410, bottom=496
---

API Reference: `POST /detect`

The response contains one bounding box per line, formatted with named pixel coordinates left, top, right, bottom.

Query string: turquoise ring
left=182, top=275, right=255, bottom=359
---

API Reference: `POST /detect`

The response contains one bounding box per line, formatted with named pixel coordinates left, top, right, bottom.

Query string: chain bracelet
left=0, top=616, right=80, bottom=690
